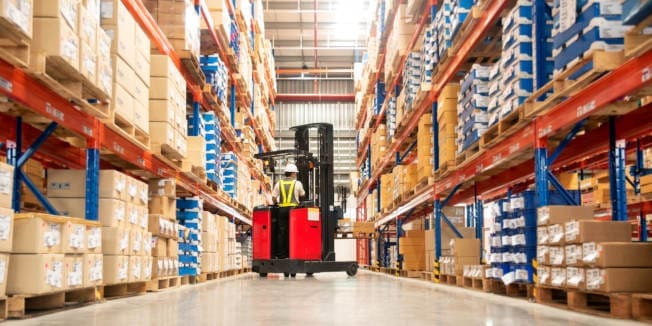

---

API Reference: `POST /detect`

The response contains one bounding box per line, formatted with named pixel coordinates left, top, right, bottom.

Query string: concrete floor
left=5, top=271, right=646, bottom=326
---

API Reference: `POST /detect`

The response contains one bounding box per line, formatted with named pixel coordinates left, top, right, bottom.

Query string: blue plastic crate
left=623, top=0, right=652, bottom=24
left=553, top=1, right=623, bottom=49
left=554, top=22, right=626, bottom=70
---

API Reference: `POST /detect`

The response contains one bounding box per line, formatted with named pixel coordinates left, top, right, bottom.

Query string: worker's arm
left=295, top=181, right=306, bottom=198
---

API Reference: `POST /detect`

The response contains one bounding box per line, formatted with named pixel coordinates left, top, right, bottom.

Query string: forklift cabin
left=252, top=123, right=358, bottom=277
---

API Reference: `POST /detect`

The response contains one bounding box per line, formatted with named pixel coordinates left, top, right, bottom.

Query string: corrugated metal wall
left=277, top=79, right=353, bottom=94
left=276, top=80, right=354, bottom=130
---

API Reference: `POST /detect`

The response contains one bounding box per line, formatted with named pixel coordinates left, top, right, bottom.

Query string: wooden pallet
left=435, top=160, right=455, bottom=177
left=479, top=106, right=526, bottom=149
left=102, top=112, right=151, bottom=150
left=399, top=270, right=422, bottom=278
left=440, top=274, right=459, bottom=286
left=455, top=141, right=481, bottom=167
left=625, top=15, right=652, bottom=59
left=102, top=282, right=147, bottom=299
left=8, top=287, right=100, bottom=319
left=535, top=286, right=570, bottom=310
left=178, top=49, right=205, bottom=86
left=151, top=143, right=184, bottom=167
left=525, top=50, right=625, bottom=118
left=416, top=176, right=434, bottom=189
left=420, top=272, right=434, bottom=281
left=146, top=276, right=181, bottom=292
left=632, top=293, right=652, bottom=321
left=179, top=275, right=191, bottom=286
left=0, top=16, right=30, bottom=68
left=28, top=53, right=111, bottom=119
left=485, top=279, right=534, bottom=299
left=462, top=277, right=485, bottom=291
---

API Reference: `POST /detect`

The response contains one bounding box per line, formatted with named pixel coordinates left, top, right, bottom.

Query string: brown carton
left=129, top=228, right=143, bottom=256
left=152, top=236, right=167, bottom=256
left=352, top=222, right=375, bottom=234
left=83, top=253, right=103, bottom=287
left=537, top=205, right=594, bottom=226
left=565, top=267, right=585, bottom=289
left=149, top=196, right=176, bottom=220
left=142, top=256, right=152, bottom=281
left=586, top=268, right=652, bottom=292
left=549, top=246, right=565, bottom=266
left=537, top=265, right=551, bottom=286
left=0, top=162, right=14, bottom=208
left=583, top=242, right=652, bottom=267
left=101, top=227, right=129, bottom=255
left=148, top=178, right=176, bottom=198
left=64, top=255, right=84, bottom=289
left=103, top=255, right=128, bottom=285
left=49, top=198, right=126, bottom=228
left=167, top=239, right=178, bottom=257
left=564, top=220, right=631, bottom=244
left=0, top=207, right=13, bottom=252
left=564, top=245, right=582, bottom=266
left=0, top=253, right=7, bottom=296
left=47, top=170, right=126, bottom=199
left=451, top=239, right=481, bottom=257
left=148, top=214, right=176, bottom=237
left=86, top=224, right=102, bottom=253
left=8, top=254, right=65, bottom=294
left=128, top=255, right=142, bottom=282
left=13, top=214, right=64, bottom=253
left=62, top=220, right=86, bottom=253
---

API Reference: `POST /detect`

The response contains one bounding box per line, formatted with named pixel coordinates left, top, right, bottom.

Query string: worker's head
left=284, top=163, right=298, bottom=178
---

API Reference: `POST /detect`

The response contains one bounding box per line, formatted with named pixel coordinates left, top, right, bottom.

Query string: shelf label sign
left=643, top=66, right=652, bottom=82
left=492, top=154, right=503, bottom=165
left=537, top=124, right=552, bottom=138
left=0, top=77, right=12, bottom=92
left=82, top=125, right=93, bottom=137
left=136, top=157, right=145, bottom=167
left=509, top=143, right=520, bottom=154
left=45, top=103, right=64, bottom=121
left=576, top=100, right=596, bottom=117
left=112, top=142, right=124, bottom=155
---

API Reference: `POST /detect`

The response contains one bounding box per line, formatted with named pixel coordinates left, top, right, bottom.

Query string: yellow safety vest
left=279, top=179, right=299, bottom=207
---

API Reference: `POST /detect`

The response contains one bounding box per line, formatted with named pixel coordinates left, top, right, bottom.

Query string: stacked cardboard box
left=440, top=238, right=481, bottom=277
left=399, top=230, right=425, bottom=271
left=384, top=4, right=417, bottom=80
left=100, top=0, right=151, bottom=131
left=149, top=214, right=179, bottom=278
left=416, top=114, right=433, bottom=181
left=0, top=163, right=13, bottom=297
left=579, top=170, right=636, bottom=206
left=392, top=163, right=418, bottom=200
left=47, top=169, right=151, bottom=285
left=149, top=54, right=188, bottom=159
left=217, top=215, right=237, bottom=271
left=379, top=173, right=393, bottom=211
left=0, top=0, right=32, bottom=45
left=456, top=64, right=490, bottom=153
left=176, top=197, right=202, bottom=276
left=424, top=223, right=476, bottom=273
left=400, top=52, right=422, bottom=116
left=200, top=0, right=231, bottom=44
left=200, top=211, right=219, bottom=273
left=371, top=125, right=388, bottom=169
left=200, top=54, right=229, bottom=106
left=144, top=0, right=200, bottom=58
left=19, top=159, right=46, bottom=210
left=437, top=84, right=459, bottom=167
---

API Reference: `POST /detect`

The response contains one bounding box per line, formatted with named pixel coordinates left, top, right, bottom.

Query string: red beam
left=276, top=93, right=355, bottom=102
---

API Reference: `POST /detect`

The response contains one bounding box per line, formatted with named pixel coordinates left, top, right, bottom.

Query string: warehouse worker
left=271, top=163, right=305, bottom=259
left=272, top=163, right=306, bottom=207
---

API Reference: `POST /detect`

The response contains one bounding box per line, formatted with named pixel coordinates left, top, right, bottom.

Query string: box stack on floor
left=99, top=0, right=151, bottom=134
left=176, top=197, right=202, bottom=276
left=456, top=64, right=490, bottom=154
left=0, top=163, right=14, bottom=297
left=399, top=230, right=426, bottom=271
left=149, top=54, right=188, bottom=159
left=200, top=212, right=219, bottom=274
left=424, top=208, right=475, bottom=273
left=218, top=216, right=237, bottom=271
left=47, top=169, right=151, bottom=285
left=440, top=238, right=481, bottom=283
left=148, top=179, right=179, bottom=279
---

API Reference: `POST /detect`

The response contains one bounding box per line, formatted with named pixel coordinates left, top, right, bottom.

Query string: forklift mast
left=291, top=123, right=336, bottom=261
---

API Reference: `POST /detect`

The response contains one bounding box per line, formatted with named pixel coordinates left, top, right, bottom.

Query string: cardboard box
left=537, top=265, right=551, bottom=286
left=111, top=82, right=134, bottom=120
left=564, top=220, right=631, bottom=244
left=128, top=255, right=142, bottom=282
left=86, top=224, right=102, bottom=253
left=149, top=122, right=175, bottom=147
left=565, top=267, right=585, bottom=289
left=451, top=239, right=481, bottom=257
left=0, top=0, right=32, bottom=38
left=586, top=268, right=652, bottom=292
left=148, top=214, right=176, bottom=237
left=100, top=21, right=136, bottom=66
left=0, top=253, right=7, bottom=296
left=583, top=242, right=652, bottom=268
left=79, top=41, right=97, bottom=84
left=13, top=214, right=64, bottom=253
left=110, top=54, right=135, bottom=93
left=537, top=205, right=594, bottom=226
left=62, top=220, right=86, bottom=253
left=537, top=245, right=549, bottom=265
left=149, top=196, right=176, bottom=219
left=97, top=57, right=113, bottom=96
left=0, top=207, right=13, bottom=252
left=101, top=227, right=129, bottom=255
left=143, top=232, right=152, bottom=256
left=150, top=54, right=185, bottom=92
left=565, top=245, right=582, bottom=266
left=82, top=253, right=103, bottom=286
left=150, top=76, right=179, bottom=100
left=132, top=75, right=149, bottom=109
left=549, top=246, right=564, bottom=266
left=148, top=178, right=176, bottom=198
left=0, top=161, right=15, bottom=208
left=103, top=255, right=128, bottom=285
left=142, top=256, right=152, bottom=280
left=33, top=18, right=79, bottom=71
left=550, top=267, right=566, bottom=287
left=133, top=50, right=150, bottom=86
left=48, top=198, right=126, bottom=228
left=34, top=0, right=79, bottom=31
left=47, top=170, right=126, bottom=199
left=149, top=100, right=176, bottom=125
left=125, top=203, right=139, bottom=228
left=546, top=224, right=565, bottom=245
left=8, top=254, right=65, bottom=294
left=130, top=228, right=143, bottom=256
left=151, top=236, right=167, bottom=256
left=64, top=255, right=84, bottom=289
left=167, top=239, right=178, bottom=257
left=352, top=222, right=375, bottom=234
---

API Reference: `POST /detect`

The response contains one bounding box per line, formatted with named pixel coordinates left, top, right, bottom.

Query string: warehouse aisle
left=5, top=272, right=642, bottom=326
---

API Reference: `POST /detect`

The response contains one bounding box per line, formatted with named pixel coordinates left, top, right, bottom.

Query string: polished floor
left=5, top=271, right=645, bottom=325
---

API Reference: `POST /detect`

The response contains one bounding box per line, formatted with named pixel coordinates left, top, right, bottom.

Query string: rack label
left=112, top=142, right=124, bottom=155
left=576, top=100, right=596, bottom=117
left=45, top=103, right=64, bottom=121
left=0, top=77, right=12, bottom=92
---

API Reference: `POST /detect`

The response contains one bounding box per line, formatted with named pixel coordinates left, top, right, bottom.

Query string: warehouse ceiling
left=263, top=0, right=373, bottom=76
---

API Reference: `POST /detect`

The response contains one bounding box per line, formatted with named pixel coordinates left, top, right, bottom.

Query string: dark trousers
left=272, top=207, right=291, bottom=259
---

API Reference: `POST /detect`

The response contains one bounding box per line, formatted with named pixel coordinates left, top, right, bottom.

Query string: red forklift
left=252, top=123, right=358, bottom=277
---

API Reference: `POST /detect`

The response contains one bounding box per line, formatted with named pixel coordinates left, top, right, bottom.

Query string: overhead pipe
left=276, top=93, right=355, bottom=102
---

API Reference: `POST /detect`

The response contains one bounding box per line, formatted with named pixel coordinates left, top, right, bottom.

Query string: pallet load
left=424, top=213, right=476, bottom=274
left=384, top=4, right=417, bottom=85
left=217, top=216, right=237, bottom=272
left=456, top=64, right=490, bottom=157
left=387, top=95, right=398, bottom=140
left=579, top=170, right=636, bottom=207
left=399, top=230, right=426, bottom=272
left=0, top=0, right=32, bottom=68
left=0, top=163, right=13, bottom=299
left=143, top=0, right=200, bottom=60
left=176, top=197, right=202, bottom=276
left=199, top=212, right=219, bottom=275
left=380, top=173, right=393, bottom=212
left=202, top=112, right=222, bottom=186
left=200, top=0, right=232, bottom=50
left=437, top=84, right=459, bottom=172
left=416, top=114, right=433, bottom=182
left=371, top=124, right=389, bottom=170
left=220, top=152, right=238, bottom=199
left=99, top=0, right=151, bottom=142
left=18, top=159, right=45, bottom=211
left=149, top=54, right=188, bottom=162
left=148, top=178, right=179, bottom=284
left=552, top=0, right=628, bottom=79
left=400, top=52, right=422, bottom=118
left=440, top=238, right=481, bottom=286
left=200, top=54, right=229, bottom=105
left=238, top=236, right=252, bottom=270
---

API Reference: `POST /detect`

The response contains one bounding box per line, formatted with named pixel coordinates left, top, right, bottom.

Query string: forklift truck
left=252, top=123, right=358, bottom=277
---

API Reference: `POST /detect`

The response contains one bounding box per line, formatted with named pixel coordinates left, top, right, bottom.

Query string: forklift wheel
left=346, top=264, right=358, bottom=277
left=291, top=273, right=297, bottom=278
left=284, top=273, right=290, bottom=277
left=259, top=273, right=268, bottom=277
left=306, top=273, right=314, bottom=277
